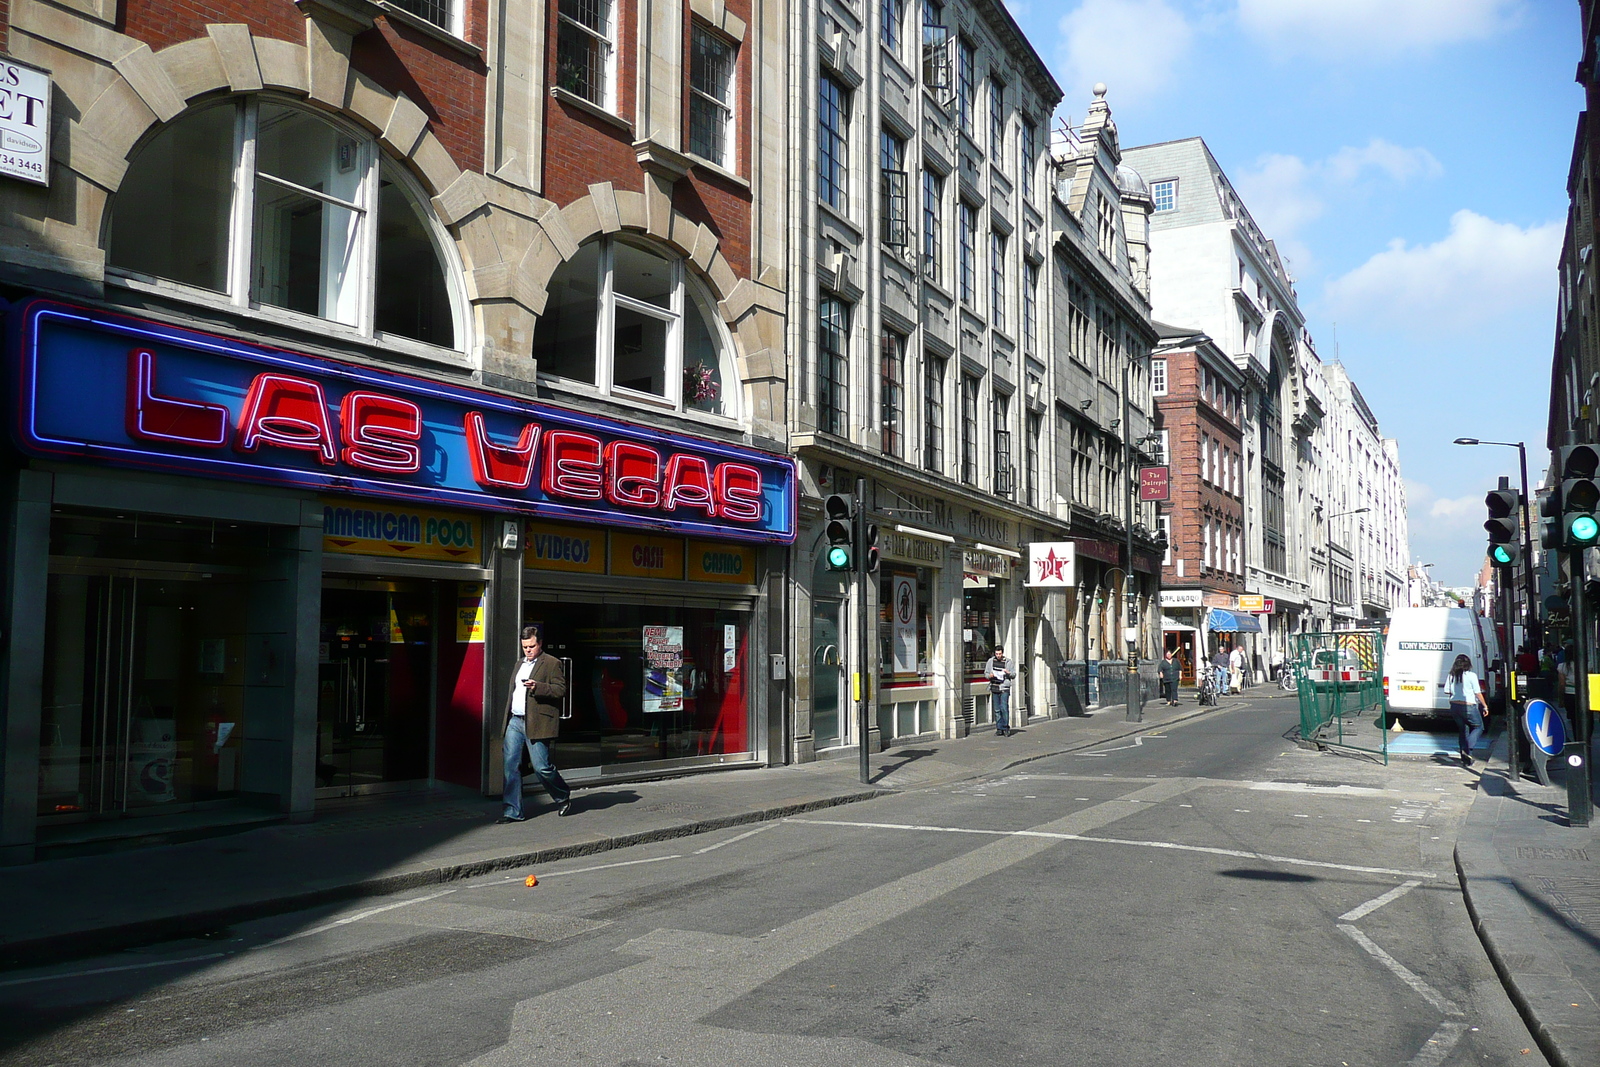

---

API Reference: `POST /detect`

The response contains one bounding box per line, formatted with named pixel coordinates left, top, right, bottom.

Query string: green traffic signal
left=1569, top=513, right=1600, bottom=545
left=824, top=493, right=855, bottom=571
left=1491, top=545, right=1513, bottom=565
left=827, top=544, right=852, bottom=569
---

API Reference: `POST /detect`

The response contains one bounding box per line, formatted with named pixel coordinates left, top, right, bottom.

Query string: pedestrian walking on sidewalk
left=986, top=645, right=1015, bottom=736
left=500, top=624, right=574, bottom=821
left=1446, top=653, right=1489, bottom=768
left=1228, top=644, right=1245, bottom=692
left=1210, top=646, right=1231, bottom=696
left=1159, top=649, right=1181, bottom=706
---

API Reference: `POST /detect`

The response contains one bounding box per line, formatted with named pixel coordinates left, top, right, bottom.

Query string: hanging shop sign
left=1138, top=466, right=1170, bottom=502
left=1236, top=594, right=1265, bottom=612
left=1025, top=542, right=1076, bottom=587
left=0, top=58, right=51, bottom=187
left=9, top=300, right=797, bottom=543
left=321, top=497, right=481, bottom=562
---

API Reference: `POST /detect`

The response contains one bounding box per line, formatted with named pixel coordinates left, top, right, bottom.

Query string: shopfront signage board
left=610, top=532, right=685, bottom=579
left=963, top=549, right=1010, bottom=578
left=10, top=300, right=797, bottom=543
left=1160, top=589, right=1204, bottom=608
left=525, top=520, right=607, bottom=574
left=1072, top=538, right=1119, bottom=565
left=321, top=497, right=481, bottom=562
left=0, top=58, right=51, bottom=187
left=687, top=540, right=755, bottom=583
left=1138, top=466, right=1169, bottom=501
left=881, top=530, right=943, bottom=564
left=1236, top=594, right=1264, bottom=612
left=1025, top=541, right=1076, bottom=587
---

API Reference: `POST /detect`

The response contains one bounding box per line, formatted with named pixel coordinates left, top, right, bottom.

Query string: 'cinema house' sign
left=9, top=300, right=797, bottom=544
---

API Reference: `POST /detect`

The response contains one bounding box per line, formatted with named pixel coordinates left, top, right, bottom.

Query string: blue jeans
left=993, top=689, right=1011, bottom=733
left=1213, top=666, right=1229, bottom=694
left=1450, top=701, right=1484, bottom=759
left=503, top=715, right=570, bottom=818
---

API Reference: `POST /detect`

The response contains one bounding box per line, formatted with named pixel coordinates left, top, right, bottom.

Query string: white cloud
left=1429, top=494, right=1483, bottom=522
left=1055, top=0, right=1194, bottom=108
left=1237, top=140, right=1441, bottom=241
left=1324, top=210, right=1562, bottom=329
left=1236, top=0, right=1523, bottom=54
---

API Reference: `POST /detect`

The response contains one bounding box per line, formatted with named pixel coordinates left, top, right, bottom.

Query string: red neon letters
left=125, top=349, right=230, bottom=448
left=119, top=350, right=768, bottom=524
left=340, top=393, right=422, bottom=474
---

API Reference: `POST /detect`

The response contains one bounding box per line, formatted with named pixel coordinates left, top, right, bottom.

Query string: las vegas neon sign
left=11, top=300, right=795, bottom=542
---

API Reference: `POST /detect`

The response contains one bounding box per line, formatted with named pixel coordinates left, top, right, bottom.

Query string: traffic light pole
left=1499, top=561, right=1521, bottom=782
left=856, top=476, right=871, bottom=786
left=1567, top=548, right=1593, bottom=826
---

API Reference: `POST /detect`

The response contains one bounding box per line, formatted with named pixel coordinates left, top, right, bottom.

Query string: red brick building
left=0, top=0, right=791, bottom=863
left=1151, top=324, right=1247, bottom=683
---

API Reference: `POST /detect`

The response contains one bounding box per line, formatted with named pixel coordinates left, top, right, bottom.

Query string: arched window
left=107, top=98, right=462, bottom=351
left=532, top=237, right=739, bottom=417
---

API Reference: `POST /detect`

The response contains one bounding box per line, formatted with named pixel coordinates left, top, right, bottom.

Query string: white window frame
left=1154, top=429, right=1169, bottom=466
left=536, top=237, right=743, bottom=420
left=688, top=22, right=737, bottom=170
left=1152, top=178, right=1177, bottom=213
left=1151, top=357, right=1167, bottom=396
left=105, top=96, right=468, bottom=359
left=1157, top=513, right=1171, bottom=566
left=386, top=0, right=465, bottom=37
left=556, top=0, right=618, bottom=112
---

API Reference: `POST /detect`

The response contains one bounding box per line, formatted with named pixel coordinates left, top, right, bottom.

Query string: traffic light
left=1540, top=488, right=1562, bottom=550
left=864, top=521, right=880, bottom=573
left=824, top=494, right=854, bottom=570
left=1485, top=487, right=1520, bottom=567
left=1558, top=444, right=1600, bottom=549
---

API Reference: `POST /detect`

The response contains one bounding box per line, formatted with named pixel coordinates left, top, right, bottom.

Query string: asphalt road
left=0, top=691, right=1548, bottom=1066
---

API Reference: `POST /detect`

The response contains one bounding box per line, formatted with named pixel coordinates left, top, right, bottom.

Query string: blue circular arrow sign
left=1523, top=699, right=1567, bottom=757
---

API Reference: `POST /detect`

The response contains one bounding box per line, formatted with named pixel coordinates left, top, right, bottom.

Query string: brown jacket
left=503, top=653, right=567, bottom=740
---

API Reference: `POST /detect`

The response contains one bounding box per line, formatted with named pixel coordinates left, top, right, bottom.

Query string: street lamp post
left=1453, top=439, right=1539, bottom=649
left=1318, top=507, right=1369, bottom=630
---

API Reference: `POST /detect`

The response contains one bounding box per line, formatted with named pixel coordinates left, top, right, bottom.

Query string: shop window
left=108, top=99, right=461, bottom=351
left=688, top=24, right=736, bottom=168
left=963, top=581, right=997, bottom=681
left=880, top=566, right=935, bottom=686
left=533, top=238, right=736, bottom=416
left=557, top=0, right=617, bottom=109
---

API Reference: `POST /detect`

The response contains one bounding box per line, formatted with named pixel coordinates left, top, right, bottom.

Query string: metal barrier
left=1292, top=631, right=1388, bottom=763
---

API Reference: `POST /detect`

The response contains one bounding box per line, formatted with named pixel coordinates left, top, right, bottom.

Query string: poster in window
left=892, top=575, right=917, bottom=674
left=642, top=625, right=684, bottom=714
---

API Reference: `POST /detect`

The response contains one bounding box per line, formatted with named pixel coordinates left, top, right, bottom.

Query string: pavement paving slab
left=1455, top=734, right=1600, bottom=1067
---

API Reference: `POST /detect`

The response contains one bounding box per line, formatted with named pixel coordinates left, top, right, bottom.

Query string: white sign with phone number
left=0, top=58, right=50, bottom=187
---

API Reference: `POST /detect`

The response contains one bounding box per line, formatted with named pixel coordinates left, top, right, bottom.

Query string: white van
left=1382, top=607, right=1501, bottom=722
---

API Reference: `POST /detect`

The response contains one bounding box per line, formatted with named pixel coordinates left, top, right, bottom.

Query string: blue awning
left=1207, top=608, right=1262, bottom=633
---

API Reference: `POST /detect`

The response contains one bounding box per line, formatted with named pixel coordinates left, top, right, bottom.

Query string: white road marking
left=0, top=953, right=227, bottom=988
left=1405, top=1020, right=1469, bottom=1066
left=694, top=824, right=776, bottom=854
left=539, top=855, right=683, bottom=877
left=787, top=818, right=1438, bottom=879
left=273, top=889, right=457, bottom=943
left=1248, top=781, right=1385, bottom=796
left=1084, top=734, right=1168, bottom=754
left=1338, top=924, right=1462, bottom=1015
left=1340, top=880, right=1423, bottom=922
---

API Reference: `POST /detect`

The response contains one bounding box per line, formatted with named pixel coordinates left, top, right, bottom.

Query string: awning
left=1161, top=616, right=1198, bottom=632
left=1206, top=608, right=1262, bottom=633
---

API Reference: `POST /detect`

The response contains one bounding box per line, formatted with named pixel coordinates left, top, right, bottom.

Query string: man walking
left=500, top=623, right=573, bottom=822
left=986, top=644, right=1015, bottom=736
left=1211, top=645, right=1231, bottom=696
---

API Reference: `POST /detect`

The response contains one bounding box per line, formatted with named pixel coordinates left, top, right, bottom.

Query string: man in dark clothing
left=1210, top=646, right=1231, bottom=696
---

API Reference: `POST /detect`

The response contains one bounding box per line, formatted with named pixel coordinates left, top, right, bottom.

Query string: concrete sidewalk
left=1, top=696, right=1216, bottom=969
left=1456, top=734, right=1600, bottom=1067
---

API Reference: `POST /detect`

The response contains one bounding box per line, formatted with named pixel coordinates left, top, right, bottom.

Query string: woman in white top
left=1446, top=653, right=1489, bottom=768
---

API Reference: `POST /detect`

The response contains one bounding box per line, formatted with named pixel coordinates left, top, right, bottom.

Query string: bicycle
left=1198, top=670, right=1220, bottom=706
left=1277, top=664, right=1298, bottom=693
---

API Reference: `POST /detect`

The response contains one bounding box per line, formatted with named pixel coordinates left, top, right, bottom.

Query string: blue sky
left=1004, top=0, right=1581, bottom=588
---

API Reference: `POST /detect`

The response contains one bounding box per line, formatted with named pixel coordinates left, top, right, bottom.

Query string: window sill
left=374, top=2, right=482, bottom=59
left=104, top=271, right=472, bottom=370
left=551, top=87, right=634, bottom=135
left=536, top=374, right=743, bottom=430
left=816, top=200, right=863, bottom=239
left=687, top=153, right=750, bottom=190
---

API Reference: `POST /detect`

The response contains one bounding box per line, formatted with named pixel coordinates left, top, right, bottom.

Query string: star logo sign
left=1035, top=548, right=1069, bottom=583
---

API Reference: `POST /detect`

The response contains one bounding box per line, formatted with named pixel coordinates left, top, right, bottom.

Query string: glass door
left=317, top=581, right=435, bottom=795
left=811, top=600, right=845, bottom=749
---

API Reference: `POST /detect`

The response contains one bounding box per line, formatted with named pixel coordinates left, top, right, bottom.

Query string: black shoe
left=497, top=814, right=526, bottom=823
left=557, top=800, right=574, bottom=816
left=1462, top=754, right=1474, bottom=768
